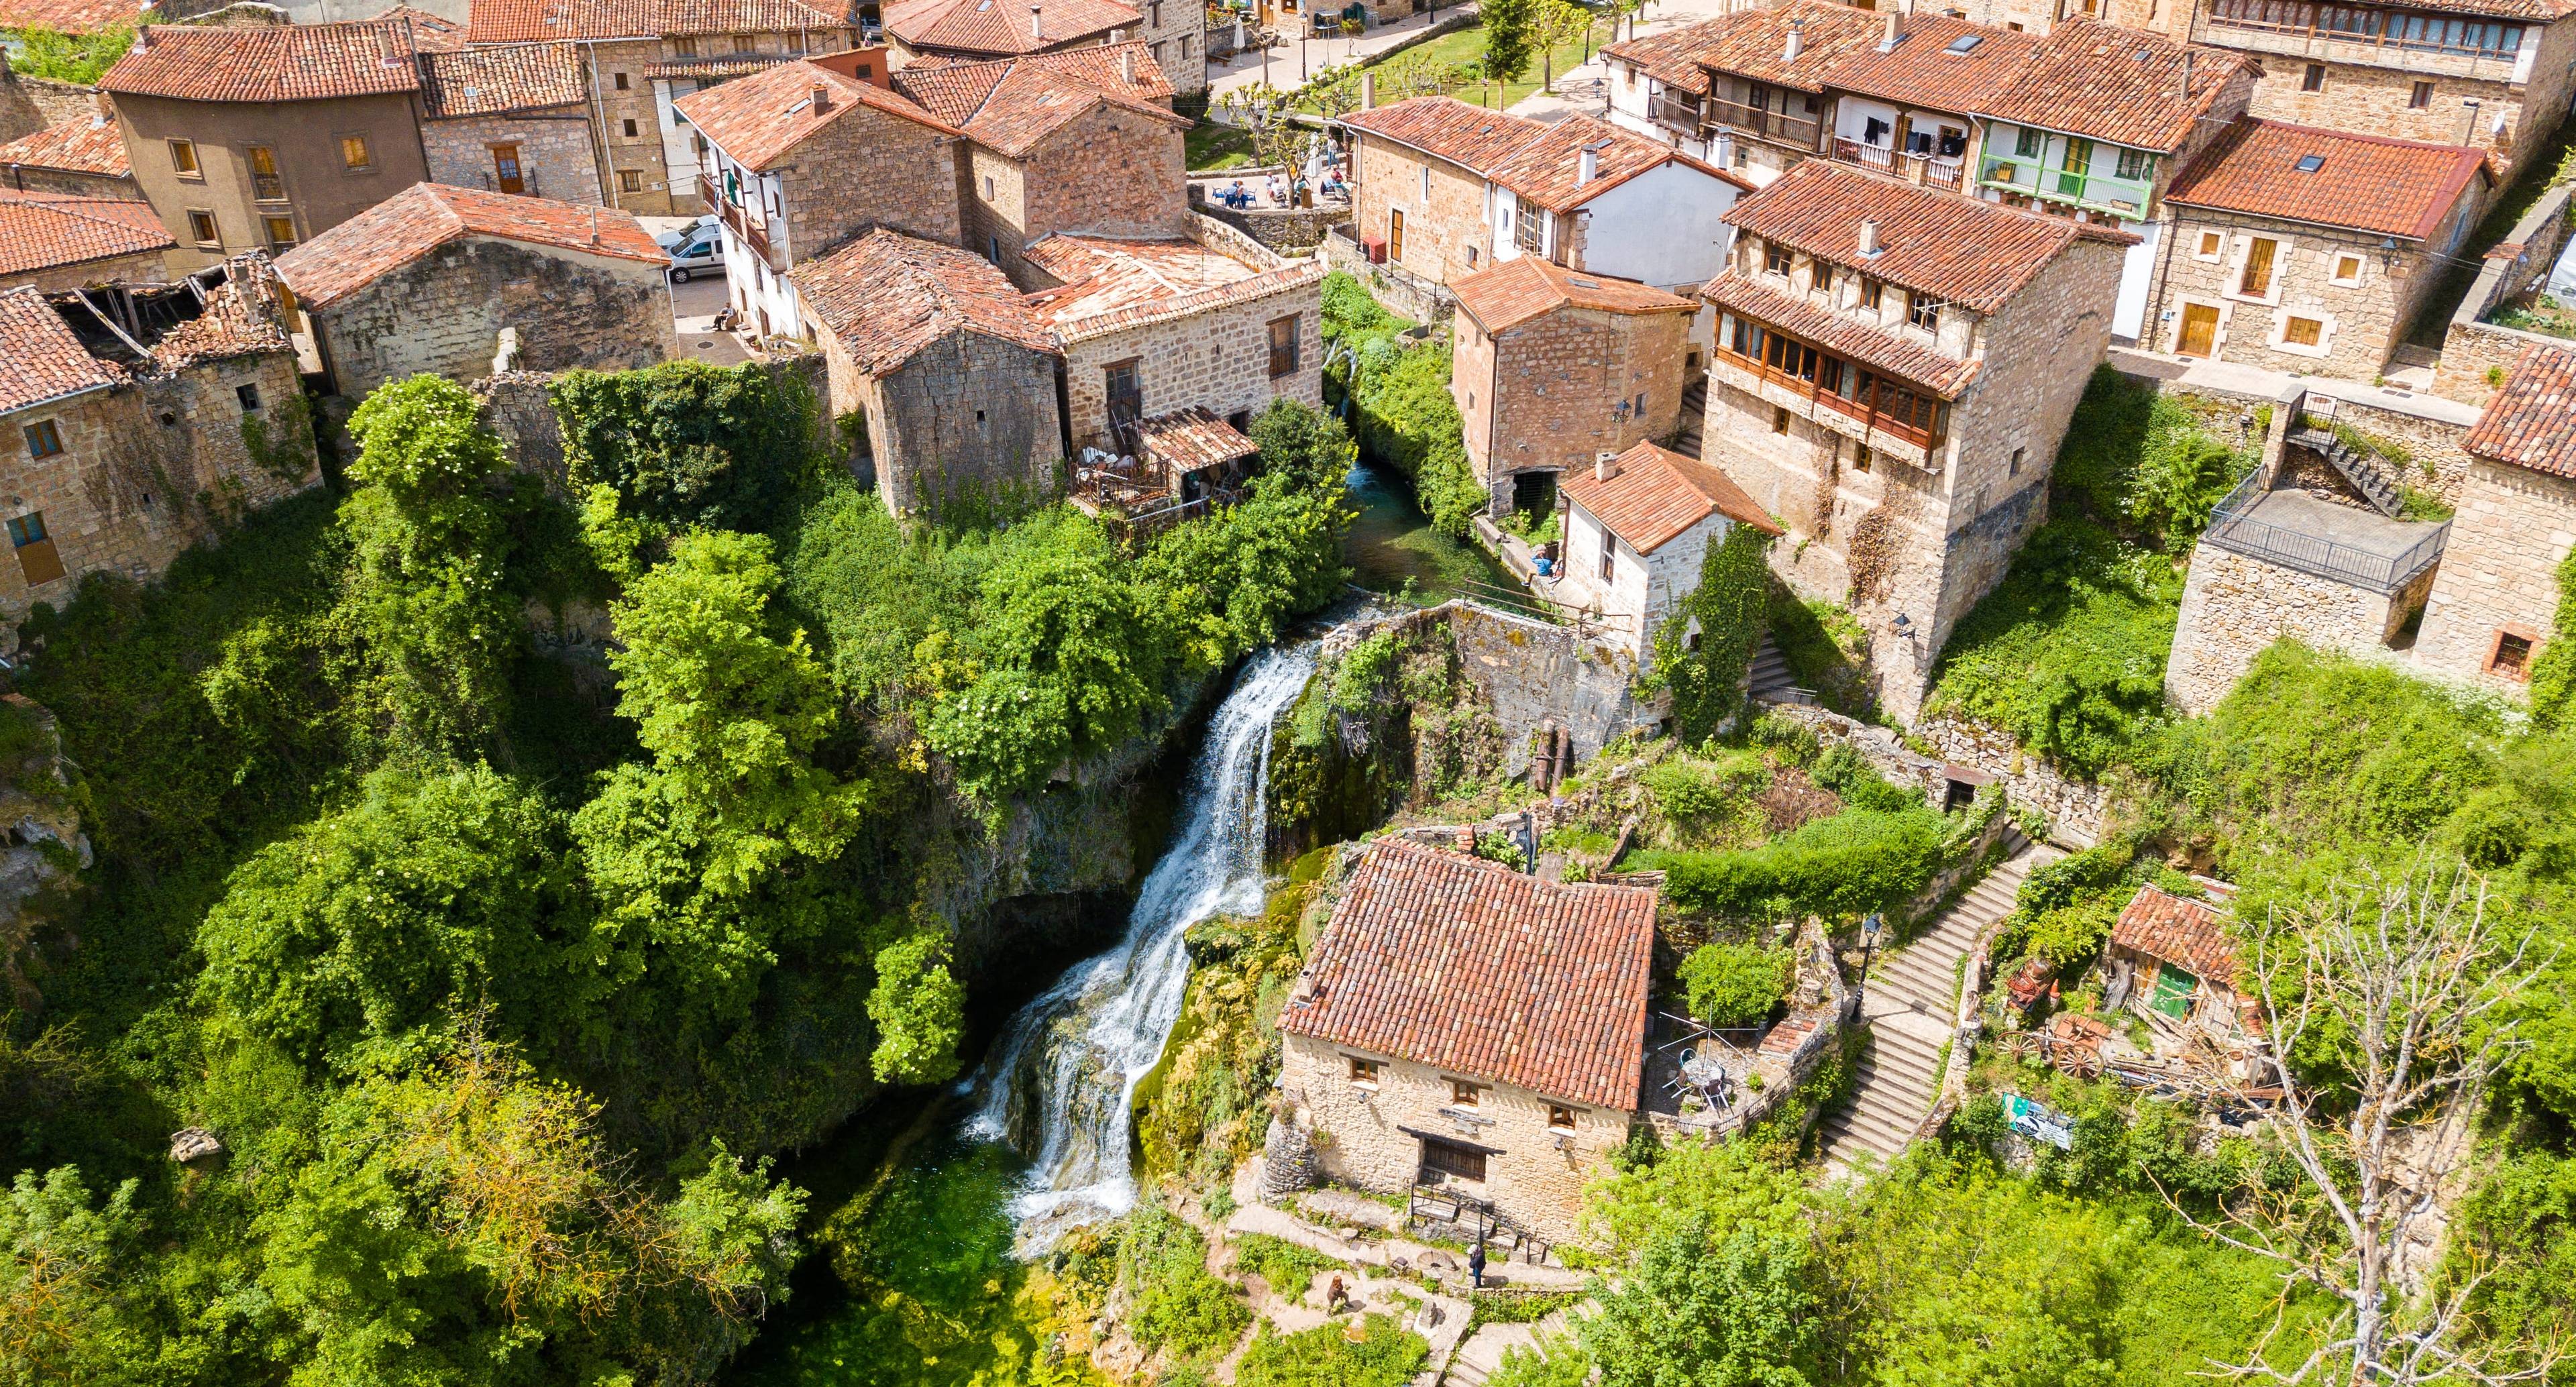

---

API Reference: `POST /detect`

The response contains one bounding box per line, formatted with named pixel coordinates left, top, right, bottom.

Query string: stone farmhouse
left=1703, top=160, right=2129, bottom=722
left=418, top=42, right=607, bottom=203
left=273, top=182, right=675, bottom=399
left=2146, top=119, right=2489, bottom=378
left=0, top=263, right=315, bottom=620
left=1603, top=2, right=1890, bottom=186
left=0, top=103, right=137, bottom=199
left=1546, top=440, right=1782, bottom=657
left=790, top=226, right=1066, bottom=516
left=464, top=0, right=865, bottom=218
left=1333, top=95, right=1750, bottom=319
left=101, top=20, right=437, bottom=268
left=883, top=0, right=1208, bottom=95
left=2186, top=0, right=2576, bottom=189
left=1449, top=256, right=1699, bottom=518
left=0, top=191, right=176, bottom=292
left=2412, top=343, right=2576, bottom=693
left=1276, top=836, right=1658, bottom=1250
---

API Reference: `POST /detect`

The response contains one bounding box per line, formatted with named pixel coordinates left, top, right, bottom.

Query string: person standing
left=1467, top=1241, right=1487, bottom=1289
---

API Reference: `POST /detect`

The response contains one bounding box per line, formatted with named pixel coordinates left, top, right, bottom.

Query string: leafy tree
left=866, top=929, right=965, bottom=1086
left=1677, top=942, right=1791, bottom=1030
left=1140, top=463, right=1352, bottom=679
left=1488, top=1334, right=1593, bottom=1387
left=1582, top=1220, right=1819, bottom=1387
left=550, top=362, right=823, bottom=533
left=1247, top=398, right=1358, bottom=495
left=1479, top=0, right=1541, bottom=85
left=0, top=1166, right=146, bottom=1386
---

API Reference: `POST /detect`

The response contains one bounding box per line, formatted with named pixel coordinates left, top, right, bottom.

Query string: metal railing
left=1976, top=156, right=2151, bottom=217
left=2200, top=468, right=2449, bottom=593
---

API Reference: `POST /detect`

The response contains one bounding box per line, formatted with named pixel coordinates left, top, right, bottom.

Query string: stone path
left=1817, top=834, right=2057, bottom=1172
left=2105, top=344, right=2479, bottom=427
left=1445, top=1306, right=1584, bottom=1386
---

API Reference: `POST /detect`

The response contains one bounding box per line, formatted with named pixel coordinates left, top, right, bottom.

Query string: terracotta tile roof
left=419, top=42, right=586, bottom=117
left=2110, top=885, right=2236, bottom=983
left=1338, top=96, right=1550, bottom=175
left=1489, top=111, right=1747, bottom=209
left=1978, top=22, right=2255, bottom=154
left=2163, top=118, right=2489, bottom=243
left=645, top=52, right=794, bottom=78
left=100, top=21, right=424, bottom=103
left=467, top=0, right=845, bottom=41
left=1819, top=13, right=2040, bottom=114
left=1603, top=0, right=1888, bottom=96
left=2463, top=343, right=2576, bottom=479
left=1703, top=273, right=1979, bottom=398
left=0, top=190, right=171, bottom=278
left=1024, top=231, right=1321, bottom=341
left=883, top=0, right=1139, bottom=55
left=0, top=115, right=130, bottom=177
left=1452, top=256, right=1694, bottom=335
left=1137, top=406, right=1256, bottom=473
left=892, top=46, right=1183, bottom=158
left=674, top=56, right=957, bottom=170
left=1278, top=838, right=1659, bottom=1111
left=0, top=286, right=119, bottom=416
left=273, top=182, right=665, bottom=307
left=657, top=0, right=849, bottom=34
left=1725, top=160, right=2126, bottom=315
left=381, top=4, right=467, bottom=48
left=0, top=0, right=138, bottom=35
left=1560, top=440, right=1778, bottom=555
left=788, top=225, right=1057, bottom=372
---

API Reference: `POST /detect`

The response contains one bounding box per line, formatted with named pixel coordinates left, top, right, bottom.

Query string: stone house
left=2147, top=118, right=2489, bottom=380
left=464, top=0, right=865, bottom=218
left=1022, top=215, right=1324, bottom=455
left=1276, top=836, right=1658, bottom=1250
left=1449, top=255, right=1698, bottom=518
left=2188, top=0, right=2576, bottom=190
left=2105, top=883, right=2242, bottom=1034
left=1546, top=440, right=1782, bottom=657
left=2411, top=343, right=2576, bottom=693
left=1335, top=95, right=1750, bottom=315
left=1703, top=160, right=2131, bottom=723
left=0, top=262, right=315, bottom=620
left=0, top=190, right=175, bottom=291
left=418, top=42, right=607, bottom=204
left=1, top=103, right=139, bottom=199
left=1604, top=1, right=1889, bottom=186
left=100, top=20, right=437, bottom=269
left=790, top=226, right=1065, bottom=516
left=883, top=0, right=1205, bottom=95
left=273, top=182, right=674, bottom=398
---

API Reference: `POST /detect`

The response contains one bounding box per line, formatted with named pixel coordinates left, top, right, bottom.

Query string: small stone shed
left=1548, top=440, right=1778, bottom=658
left=2412, top=343, right=2576, bottom=694
left=1275, top=836, right=1657, bottom=1250
left=2105, top=884, right=2241, bottom=1033
left=274, top=182, right=676, bottom=400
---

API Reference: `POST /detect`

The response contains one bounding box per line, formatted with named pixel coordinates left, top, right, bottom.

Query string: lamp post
left=1858, top=912, right=1884, bottom=999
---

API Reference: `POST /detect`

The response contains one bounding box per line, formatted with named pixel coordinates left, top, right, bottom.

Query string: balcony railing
left=2200, top=468, right=2449, bottom=593
left=2203, top=0, right=2524, bottom=64
left=1977, top=156, right=2151, bottom=218
left=1711, top=339, right=1940, bottom=451
left=700, top=172, right=782, bottom=270
left=1707, top=97, right=1825, bottom=150
left=1649, top=90, right=1701, bottom=132
left=1832, top=140, right=1962, bottom=189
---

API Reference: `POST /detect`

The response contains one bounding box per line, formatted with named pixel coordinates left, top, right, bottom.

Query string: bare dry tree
left=2157, top=861, right=2559, bottom=1386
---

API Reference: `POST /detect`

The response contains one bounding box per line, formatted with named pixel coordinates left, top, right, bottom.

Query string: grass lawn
left=1187, top=118, right=1258, bottom=170
left=1298, top=19, right=1614, bottom=113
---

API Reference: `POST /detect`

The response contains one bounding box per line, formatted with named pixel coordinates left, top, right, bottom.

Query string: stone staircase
left=1817, top=835, right=2058, bottom=1171
left=1747, top=635, right=1814, bottom=706
left=1672, top=377, right=1707, bottom=457
left=2289, top=425, right=2404, bottom=516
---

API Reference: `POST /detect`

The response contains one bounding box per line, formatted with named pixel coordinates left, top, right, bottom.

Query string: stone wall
left=0, top=64, right=94, bottom=148
left=4, top=248, right=170, bottom=293
left=1322, top=223, right=1451, bottom=322
left=473, top=371, right=570, bottom=486
left=1454, top=300, right=1688, bottom=514
left=777, top=99, right=963, bottom=262
left=1327, top=599, right=1664, bottom=778
left=307, top=235, right=676, bottom=399
left=2163, top=541, right=2420, bottom=716
left=1058, top=269, right=1324, bottom=452
left=2144, top=209, right=2454, bottom=382
left=2432, top=183, right=2576, bottom=408
left=2410, top=457, right=2576, bottom=696
left=1758, top=699, right=2112, bottom=847
left=843, top=324, right=1065, bottom=518
left=1351, top=132, right=1491, bottom=289
left=1188, top=183, right=1349, bottom=252
left=423, top=111, right=605, bottom=207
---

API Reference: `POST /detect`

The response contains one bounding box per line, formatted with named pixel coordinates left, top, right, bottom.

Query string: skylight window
left=786, top=97, right=812, bottom=114
left=1945, top=33, right=1982, bottom=52
left=1567, top=276, right=1601, bottom=288
left=2294, top=154, right=2325, bottom=172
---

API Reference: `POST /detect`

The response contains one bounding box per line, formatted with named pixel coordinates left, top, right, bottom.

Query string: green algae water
left=1340, top=458, right=1514, bottom=601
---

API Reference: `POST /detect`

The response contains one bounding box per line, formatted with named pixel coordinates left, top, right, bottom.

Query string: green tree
left=866, top=930, right=966, bottom=1086
left=0, top=1166, right=146, bottom=1386
left=1677, top=941, right=1791, bottom=1030
left=1582, top=1221, right=1819, bottom=1387
left=1480, top=0, right=1542, bottom=85
left=550, top=362, right=822, bottom=533
left=1247, top=397, right=1358, bottom=495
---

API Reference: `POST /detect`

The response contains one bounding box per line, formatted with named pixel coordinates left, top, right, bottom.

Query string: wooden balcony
left=1710, top=338, right=1941, bottom=453
left=1831, top=139, right=1963, bottom=190
left=1707, top=97, right=1824, bottom=150
left=700, top=172, right=782, bottom=270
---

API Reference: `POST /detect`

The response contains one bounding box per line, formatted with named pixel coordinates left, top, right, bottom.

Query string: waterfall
left=962, top=645, right=1318, bottom=1240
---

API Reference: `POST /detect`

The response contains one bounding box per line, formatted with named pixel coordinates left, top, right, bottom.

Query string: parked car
left=667, top=225, right=726, bottom=282
left=653, top=213, right=721, bottom=252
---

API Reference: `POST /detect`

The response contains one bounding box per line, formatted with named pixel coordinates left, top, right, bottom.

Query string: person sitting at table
left=1264, top=173, right=1287, bottom=205
left=1226, top=178, right=1251, bottom=209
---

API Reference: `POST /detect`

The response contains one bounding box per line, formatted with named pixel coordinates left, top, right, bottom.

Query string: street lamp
left=1858, top=913, right=1884, bottom=995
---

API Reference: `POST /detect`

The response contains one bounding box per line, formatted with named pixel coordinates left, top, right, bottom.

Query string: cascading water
left=963, top=645, right=1318, bottom=1242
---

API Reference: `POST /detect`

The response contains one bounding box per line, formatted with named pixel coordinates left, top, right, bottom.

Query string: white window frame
left=2271, top=309, right=2336, bottom=358
left=2328, top=251, right=2365, bottom=288
left=2192, top=227, right=2226, bottom=261
left=2227, top=233, right=2290, bottom=307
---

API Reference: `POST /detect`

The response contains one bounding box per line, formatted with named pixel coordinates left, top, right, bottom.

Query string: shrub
left=1236, top=1314, right=1429, bottom=1387
left=1642, top=806, right=1946, bottom=923
left=1644, top=753, right=1768, bottom=840
left=1644, top=522, right=1774, bottom=742
left=1122, top=1207, right=1250, bottom=1362
left=1811, top=744, right=1924, bottom=814
left=551, top=360, right=825, bottom=532
left=1678, top=941, right=1792, bottom=1028
left=1231, top=1233, right=1336, bottom=1298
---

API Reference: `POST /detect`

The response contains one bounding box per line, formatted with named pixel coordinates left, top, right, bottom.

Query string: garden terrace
left=2201, top=469, right=2449, bottom=592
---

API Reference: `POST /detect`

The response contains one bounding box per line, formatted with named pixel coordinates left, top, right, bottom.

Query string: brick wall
left=425, top=111, right=605, bottom=206
left=777, top=101, right=963, bottom=261
left=1353, top=133, right=1492, bottom=287
left=2147, top=211, right=2452, bottom=380
left=1058, top=271, right=1323, bottom=451
left=309, top=236, right=676, bottom=398
left=1452, top=302, right=1688, bottom=513
left=2410, top=458, right=2576, bottom=695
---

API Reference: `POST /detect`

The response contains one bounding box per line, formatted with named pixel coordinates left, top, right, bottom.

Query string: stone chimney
left=1784, top=17, right=1803, bottom=61
left=1361, top=70, right=1376, bottom=108
left=811, top=80, right=830, bottom=113
left=1858, top=217, right=1881, bottom=257
left=1595, top=451, right=1619, bottom=482
left=2178, top=48, right=2192, bottom=102
left=1120, top=44, right=1135, bottom=83
left=1030, top=5, right=1043, bottom=40
left=1879, top=8, right=1900, bottom=50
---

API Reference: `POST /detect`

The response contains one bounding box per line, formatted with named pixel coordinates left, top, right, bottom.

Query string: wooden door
left=8, top=512, right=62, bottom=588
left=490, top=144, right=525, bottom=195
left=2177, top=302, right=2219, bottom=357
left=1389, top=207, right=1405, bottom=262
left=1419, top=1138, right=1487, bottom=1184
left=2239, top=237, right=2277, bottom=297
left=2150, top=963, right=2196, bottom=1019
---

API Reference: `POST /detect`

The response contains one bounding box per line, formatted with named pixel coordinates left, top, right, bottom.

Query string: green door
left=2150, top=963, right=2197, bottom=1019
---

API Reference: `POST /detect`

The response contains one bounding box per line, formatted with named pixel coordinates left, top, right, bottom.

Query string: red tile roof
left=910, top=39, right=1173, bottom=100
left=101, top=21, right=424, bottom=103
left=892, top=46, right=1183, bottom=158
left=1977, top=21, right=2255, bottom=154
left=2463, top=343, right=2576, bottom=479
left=466, top=0, right=846, bottom=42
left=0, top=190, right=170, bottom=279
left=2163, top=118, right=2489, bottom=243
left=1137, top=406, right=1256, bottom=473
left=381, top=4, right=466, bottom=48
left=1818, top=13, right=2041, bottom=115
left=1278, top=838, right=1659, bottom=1111
left=1725, top=160, right=2127, bottom=315
left=1452, top=256, right=1694, bottom=335
left=2110, top=885, right=2236, bottom=983
left=788, top=225, right=1057, bottom=372
left=273, top=182, right=665, bottom=307
left=1024, top=231, right=1321, bottom=341
left=1339, top=96, right=1553, bottom=175
left=883, top=0, right=1139, bottom=55
left=1341, top=96, right=1746, bottom=205
left=657, top=0, right=849, bottom=34
left=1560, top=440, right=1778, bottom=555
left=645, top=53, right=794, bottom=78
left=674, top=56, right=957, bottom=170
left=1603, top=0, right=1884, bottom=96
left=419, top=42, right=587, bottom=117
left=0, top=286, right=119, bottom=416
left=0, top=115, right=129, bottom=177
left=0, top=0, right=139, bottom=35
left=1703, top=273, right=1979, bottom=398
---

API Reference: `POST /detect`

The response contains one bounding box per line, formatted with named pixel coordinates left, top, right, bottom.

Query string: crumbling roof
left=1703, top=274, right=1980, bottom=398
left=1136, top=406, right=1256, bottom=473
left=273, top=183, right=665, bottom=308
left=1024, top=231, right=1321, bottom=341
left=1601, top=0, right=1885, bottom=97
left=419, top=42, right=587, bottom=117
left=2163, top=118, right=2490, bottom=243
left=1560, top=440, right=1780, bottom=555
left=788, top=226, right=1057, bottom=372
left=2462, top=343, right=2576, bottom=479
left=1340, top=97, right=1743, bottom=205
left=100, top=21, right=426, bottom=103
left=892, top=45, right=1184, bottom=158
left=466, top=0, right=848, bottom=42
left=2110, top=885, right=2237, bottom=983
left=1452, top=256, right=1695, bottom=335
left=1724, top=160, right=2129, bottom=315
left=882, top=0, right=1140, bottom=55
left=1978, top=22, right=2255, bottom=154
left=0, top=286, right=119, bottom=416
left=0, top=190, right=171, bottom=279
left=1278, top=838, right=1659, bottom=1111
left=674, top=57, right=958, bottom=170
left=0, top=113, right=131, bottom=178
left=0, top=0, right=138, bottom=35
